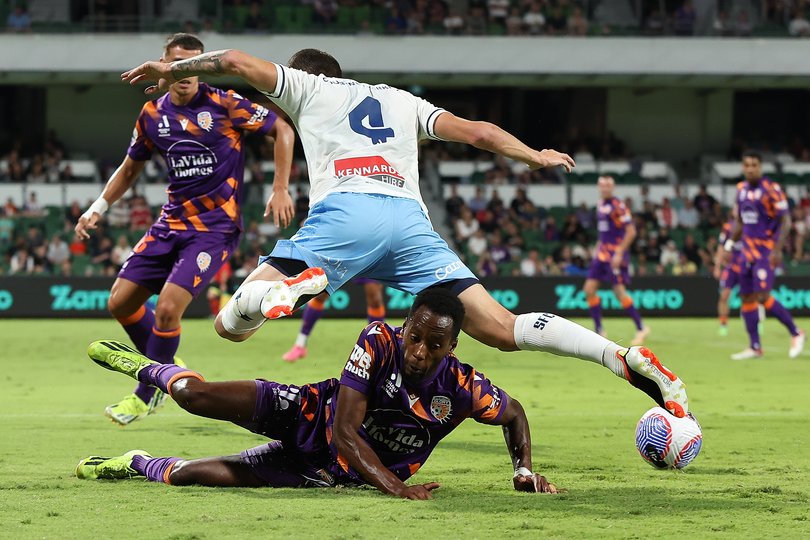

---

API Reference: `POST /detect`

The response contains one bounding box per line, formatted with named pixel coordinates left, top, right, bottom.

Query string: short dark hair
left=742, top=150, right=762, bottom=163
left=288, top=48, right=342, bottom=78
left=164, top=33, right=204, bottom=55
left=408, top=288, right=466, bottom=339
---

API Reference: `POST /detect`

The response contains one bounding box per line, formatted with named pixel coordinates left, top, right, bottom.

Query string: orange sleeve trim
left=116, top=305, right=146, bottom=326
left=587, top=296, right=601, bottom=307
left=367, top=306, right=386, bottom=318
left=165, top=371, right=205, bottom=397
left=741, top=301, right=759, bottom=312
left=763, top=296, right=775, bottom=309
left=152, top=326, right=182, bottom=338
left=309, top=297, right=326, bottom=310
left=621, top=296, right=634, bottom=309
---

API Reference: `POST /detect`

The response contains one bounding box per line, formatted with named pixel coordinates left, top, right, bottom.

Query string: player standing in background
left=282, top=279, right=385, bottom=362
left=76, top=34, right=295, bottom=424
left=77, top=289, right=557, bottom=497
left=582, top=176, right=649, bottom=345
left=723, top=151, right=805, bottom=360
left=122, top=48, right=689, bottom=419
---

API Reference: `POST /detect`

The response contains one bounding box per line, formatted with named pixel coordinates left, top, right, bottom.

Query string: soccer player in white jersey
left=122, top=49, right=689, bottom=418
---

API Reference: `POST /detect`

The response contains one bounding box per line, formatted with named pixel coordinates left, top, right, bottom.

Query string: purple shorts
left=118, top=225, right=239, bottom=297
left=587, top=259, right=631, bottom=286
left=239, top=379, right=341, bottom=488
left=739, top=257, right=775, bottom=295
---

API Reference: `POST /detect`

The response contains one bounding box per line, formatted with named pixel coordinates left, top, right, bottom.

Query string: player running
left=582, top=176, right=649, bottom=345
left=283, top=279, right=386, bottom=362
left=121, top=48, right=689, bottom=419
left=723, top=151, right=805, bottom=360
left=76, top=289, right=557, bottom=498
left=76, top=34, right=295, bottom=425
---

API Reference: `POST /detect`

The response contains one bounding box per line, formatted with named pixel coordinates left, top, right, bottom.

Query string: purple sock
left=131, top=455, right=181, bottom=483
left=742, top=308, right=761, bottom=350
left=588, top=303, right=603, bottom=333
left=135, top=326, right=181, bottom=403
left=624, top=305, right=644, bottom=331
left=118, top=306, right=155, bottom=354
left=300, top=306, right=323, bottom=336
left=138, top=363, right=200, bottom=394
left=765, top=299, right=799, bottom=337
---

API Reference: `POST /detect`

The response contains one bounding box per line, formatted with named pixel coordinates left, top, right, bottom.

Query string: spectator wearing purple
left=673, top=0, right=696, bottom=35
left=475, top=251, right=498, bottom=277
left=488, top=231, right=511, bottom=264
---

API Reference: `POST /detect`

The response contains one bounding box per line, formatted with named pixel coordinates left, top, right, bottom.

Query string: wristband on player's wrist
left=513, top=466, right=533, bottom=478
left=81, top=197, right=109, bottom=221
left=723, top=239, right=735, bottom=252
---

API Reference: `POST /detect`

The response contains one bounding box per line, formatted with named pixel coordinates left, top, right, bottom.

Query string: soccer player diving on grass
left=77, top=289, right=557, bottom=499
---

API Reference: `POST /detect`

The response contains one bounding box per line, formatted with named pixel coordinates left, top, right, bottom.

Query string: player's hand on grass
left=513, top=473, right=558, bottom=494
left=121, top=61, right=176, bottom=95
left=396, top=482, right=441, bottom=500
left=75, top=213, right=100, bottom=240
left=265, top=189, right=295, bottom=228
left=529, top=149, right=576, bottom=173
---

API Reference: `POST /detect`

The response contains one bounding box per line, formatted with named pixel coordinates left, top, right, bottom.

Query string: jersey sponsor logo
left=384, top=371, right=402, bottom=398
left=429, top=395, right=452, bottom=422
left=196, top=251, right=212, bottom=272
left=334, top=156, right=405, bottom=188
left=487, top=386, right=502, bottom=411
left=166, top=140, right=218, bottom=179
left=362, top=411, right=428, bottom=453
left=247, top=105, right=269, bottom=125
left=345, top=344, right=372, bottom=379
left=756, top=268, right=769, bottom=281
left=197, top=111, right=214, bottom=131
left=158, top=115, right=171, bottom=137
left=367, top=324, right=383, bottom=336
left=180, top=118, right=189, bottom=131
left=741, top=209, right=759, bottom=225
left=193, top=276, right=202, bottom=288
left=407, top=393, right=419, bottom=408
left=435, top=260, right=463, bottom=280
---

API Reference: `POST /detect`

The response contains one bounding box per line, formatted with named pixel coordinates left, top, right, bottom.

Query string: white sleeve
left=261, top=64, right=319, bottom=121
left=414, top=96, right=447, bottom=141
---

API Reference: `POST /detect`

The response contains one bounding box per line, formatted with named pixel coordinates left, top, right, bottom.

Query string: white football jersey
left=263, top=64, right=446, bottom=214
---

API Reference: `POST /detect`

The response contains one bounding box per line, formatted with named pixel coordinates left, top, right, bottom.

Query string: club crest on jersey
left=430, top=395, right=452, bottom=422
left=197, top=111, right=214, bottom=131
left=196, top=251, right=212, bottom=272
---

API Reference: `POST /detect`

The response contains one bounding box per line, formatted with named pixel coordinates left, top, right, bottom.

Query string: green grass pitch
left=2, top=316, right=809, bottom=539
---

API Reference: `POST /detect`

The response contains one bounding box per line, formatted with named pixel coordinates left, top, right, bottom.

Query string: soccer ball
left=635, top=407, right=702, bottom=469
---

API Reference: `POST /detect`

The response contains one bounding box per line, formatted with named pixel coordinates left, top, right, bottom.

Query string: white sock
left=294, top=332, right=308, bottom=348
left=219, top=280, right=272, bottom=335
left=513, top=312, right=627, bottom=379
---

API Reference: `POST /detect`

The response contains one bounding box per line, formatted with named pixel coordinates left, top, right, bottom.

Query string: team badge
left=196, top=251, right=212, bottom=272
left=430, top=396, right=452, bottom=422
left=197, top=111, right=214, bottom=131
left=756, top=268, right=768, bottom=281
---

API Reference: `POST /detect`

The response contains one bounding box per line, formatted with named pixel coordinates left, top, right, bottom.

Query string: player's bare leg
left=717, top=287, right=731, bottom=336
left=364, top=282, right=386, bottom=323
left=582, top=279, right=606, bottom=337
left=458, top=283, right=688, bottom=417
left=215, top=262, right=327, bottom=342
left=167, top=456, right=269, bottom=487
left=613, top=284, right=649, bottom=345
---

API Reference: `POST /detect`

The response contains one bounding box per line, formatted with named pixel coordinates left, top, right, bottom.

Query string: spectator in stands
left=47, top=233, right=71, bottom=269
left=22, top=191, right=44, bottom=217
left=443, top=8, right=466, bottom=34
left=65, top=200, right=83, bottom=227
left=244, top=1, right=268, bottom=33
left=505, top=6, right=524, bottom=34
left=107, top=197, right=130, bottom=228
left=91, top=236, right=116, bottom=276
left=678, top=197, right=700, bottom=229
left=644, top=8, right=666, bottom=34
left=60, top=163, right=76, bottom=182
left=6, top=4, right=31, bottom=33
left=487, top=190, right=506, bottom=218
left=3, top=197, right=19, bottom=217
left=545, top=4, right=568, bottom=34
left=574, top=202, right=594, bottom=229
left=560, top=214, right=586, bottom=243
left=670, top=184, right=686, bottom=211
left=313, top=0, right=338, bottom=25
left=502, top=220, right=525, bottom=257
left=518, top=248, right=544, bottom=277
left=475, top=250, right=498, bottom=277
left=644, top=235, right=661, bottom=263
left=477, top=209, right=498, bottom=234
left=24, top=225, right=44, bottom=251
left=111, top=234, right=132, bottom=269
left=568, top=6, right=588, bottom=36
left=693, top=184, right=717, bottom=216
left=129, top=196, right=152, bottom=231
left=25, top=155, right=47, bottom=183
left=468, top=186, right=488, bottom=213
left=656, top=197, right=679, bottom=229
left=4, top=150, right=24, bottom=182
left=488, top=231, right=511, bottom=265
left=672, top=253, right=698, bottom=275
left=0, top=210, right=13, bottom=246
left=682, top=233, right=702, bottom=268
left=734, top=9, right=753, bottom=36
left=466, top=3, right=488, bottom=34
left=543, top=215, right=559, bottom=241
left=455, top=206, right=479, bottom=244
left=509, top=188, right=531, bottom=214
left=660, top=239, right=680, bottom=268
left=384, top=5, right=408, bottom=33
left=9, top=246, right=34, bottom=275
left=69, top=233, right=87, bottom=256
left=673, top=0, right=696, bottom=35
left=445, top=184, right=465, bottom=220
left=467, top=228, right=488, bottom=257
left=789, top=9, right=810, bottom=36
left=488, top=0, right=509, bottom=26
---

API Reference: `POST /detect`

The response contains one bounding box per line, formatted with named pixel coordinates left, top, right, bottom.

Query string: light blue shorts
left=263, top=192, right=476, bottom=294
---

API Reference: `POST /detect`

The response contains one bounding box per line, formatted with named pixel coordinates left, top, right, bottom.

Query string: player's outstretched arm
left=432, top=112, right=575, bottom=173
left=264, top=117, right=296, bottom=227
left=75, top=156, right=144, bottom=240
left=333, top=385, right=440, bottom=500
left=497, top=396, right=557, bottom=494
left=121, top=50, right=279, bottom=95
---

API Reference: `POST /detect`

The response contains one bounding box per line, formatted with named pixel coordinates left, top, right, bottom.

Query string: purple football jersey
left=127, top=83, right=277, bottom=234
left=735, top=178, right=788, bottom=263
left=594, top=197, right=632, bottom=264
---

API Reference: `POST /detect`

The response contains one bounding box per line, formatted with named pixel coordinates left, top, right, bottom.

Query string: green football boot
left=76, top=450, right=152, bottom=480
